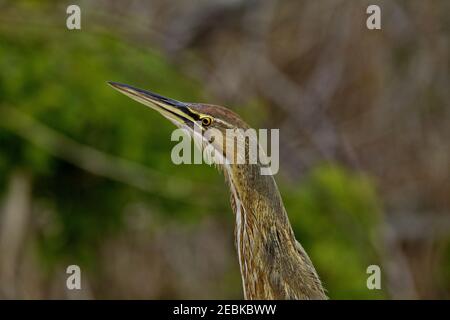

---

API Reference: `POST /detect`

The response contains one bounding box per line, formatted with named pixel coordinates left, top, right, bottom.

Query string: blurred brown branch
left=0, top=169, right=32, bottom=298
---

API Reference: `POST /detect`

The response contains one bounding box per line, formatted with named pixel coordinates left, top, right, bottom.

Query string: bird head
left=108, top=82, right=253, bottom=166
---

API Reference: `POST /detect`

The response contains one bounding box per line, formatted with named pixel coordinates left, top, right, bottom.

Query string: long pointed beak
left=108, top=81, right=197, bottom=126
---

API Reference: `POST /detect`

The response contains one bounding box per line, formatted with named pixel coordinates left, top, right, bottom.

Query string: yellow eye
left=200, top=116, right=213, bottom=127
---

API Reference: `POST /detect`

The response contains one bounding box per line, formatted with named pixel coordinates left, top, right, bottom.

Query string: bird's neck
left=226, top=164, right=326, bottom=300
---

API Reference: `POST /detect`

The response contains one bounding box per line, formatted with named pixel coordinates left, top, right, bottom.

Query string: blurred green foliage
left=284, top=165, right=384, bottom=299
left=0, top=21, right=229, bottom=270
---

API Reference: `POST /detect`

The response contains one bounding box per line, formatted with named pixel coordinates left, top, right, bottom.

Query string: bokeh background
left=0, top=0, right=449, bottom=299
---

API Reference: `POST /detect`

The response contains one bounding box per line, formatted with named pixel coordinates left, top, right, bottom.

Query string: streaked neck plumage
left=225, top=163, right=326, bottom=299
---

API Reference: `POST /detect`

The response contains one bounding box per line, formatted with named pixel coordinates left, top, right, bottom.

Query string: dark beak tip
left=107, top=81, right=121, bottom=88
left=106, top=81, right=187, bottom=109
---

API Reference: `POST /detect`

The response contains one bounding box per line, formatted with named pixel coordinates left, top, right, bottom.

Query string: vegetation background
left=0, top=0, right=448, bottom=299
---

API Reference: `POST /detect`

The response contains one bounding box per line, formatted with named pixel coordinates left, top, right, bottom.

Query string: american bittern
left=108, top=82, right=326, bottom=300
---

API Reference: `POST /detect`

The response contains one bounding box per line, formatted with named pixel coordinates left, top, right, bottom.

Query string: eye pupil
left=202, top=117, right=212, bottom=126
